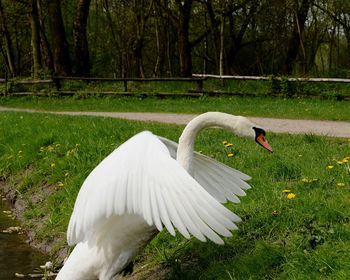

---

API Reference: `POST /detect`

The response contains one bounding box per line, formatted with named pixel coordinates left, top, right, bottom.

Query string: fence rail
left=0, top=76, right=207, bottom=94
left=0, top=75, right=350, bottom=99
left=193, top=74, right=350, bottom=83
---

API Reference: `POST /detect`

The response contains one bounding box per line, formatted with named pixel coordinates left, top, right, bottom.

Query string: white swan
left=56, top=112, right=272, bottom=280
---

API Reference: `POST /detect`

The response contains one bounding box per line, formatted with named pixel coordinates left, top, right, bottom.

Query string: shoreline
left=0, top=180, right=68, bottom=266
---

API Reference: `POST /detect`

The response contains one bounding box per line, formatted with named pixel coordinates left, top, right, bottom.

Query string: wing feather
left=168, top=187, right=206, bottom=241
left=155, top=185, right=175, bottom=236
left=159, top=137, right=252, bottom=203
left=162, top=187, right=191, bottom=239
left=141, top=173, right=153, bottom=226
left=150, top=183, right=163, bottom=231
left=67, top=131, right=249, bottom=246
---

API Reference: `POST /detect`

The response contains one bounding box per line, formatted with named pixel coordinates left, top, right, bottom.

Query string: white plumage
left=56, top=112, right=272, bottom=280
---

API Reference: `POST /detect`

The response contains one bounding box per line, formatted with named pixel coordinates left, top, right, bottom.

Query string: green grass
left=1, top=95, right=350, bottom=121
left=0, top=112, right=349, bottom=279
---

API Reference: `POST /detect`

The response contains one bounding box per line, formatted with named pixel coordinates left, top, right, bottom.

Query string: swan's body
left=56, top=112, right=272, bottom=280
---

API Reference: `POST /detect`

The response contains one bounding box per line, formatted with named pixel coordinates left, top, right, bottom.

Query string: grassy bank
left=0, top=112, right=349, bottom=279
left=1, top=95, right=350, bottom=121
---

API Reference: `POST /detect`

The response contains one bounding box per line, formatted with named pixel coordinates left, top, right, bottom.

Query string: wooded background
left=1, top=0, right=350, bottom=78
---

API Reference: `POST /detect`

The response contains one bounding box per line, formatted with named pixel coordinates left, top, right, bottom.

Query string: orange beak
left=256, top=134, right=273, bottom=153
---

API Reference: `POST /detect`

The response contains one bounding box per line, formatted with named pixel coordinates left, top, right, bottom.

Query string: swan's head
left=232, top=116, right=273, bottom=153
left=252, top=126, right=273, bottom=152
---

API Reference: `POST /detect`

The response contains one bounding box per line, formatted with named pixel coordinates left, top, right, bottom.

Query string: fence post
left=4, top=69, right=8, bottom=95
left=197, top=79, right=204, bottom=92
left=123, top=80, right=128, bottom=92
left=52, top=76, right=61, bottom=91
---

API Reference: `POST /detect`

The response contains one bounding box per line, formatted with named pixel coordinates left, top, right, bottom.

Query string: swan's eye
left=253, top=127, right=266, bottom=138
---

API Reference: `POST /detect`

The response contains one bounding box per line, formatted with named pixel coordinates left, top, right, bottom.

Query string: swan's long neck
left=176, top=112, right=250, bottom=174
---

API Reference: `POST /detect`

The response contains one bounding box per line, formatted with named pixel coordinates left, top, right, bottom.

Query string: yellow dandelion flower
left=337, top=161, right=345, bottom=165
left=287, top=193, right=296, bottom=199
left=18, top=150, right=23, bottom=154
left=342, top=158, right=349, bottom=163
left=282, top=189, right=291, bottom=193
left=50, top=163, right=56, bottom=168
left=227, top=153, right=234, bottom=157
left=58, top=182, right=65, bottom=187
left=222, top=140, right=228, bottom=145
left=337, top=183, right=345, bottom=187
left=327, top=165, right=334, bottom=170
left=75, top=144, right=80, bottom=147
left=39, top=147, right=45, bottom=152
left=302, top=178, right=318, bottom=183
left=55, top=143, right=61, bottom=147
left=7, top=155, right=13, bottom=160
left=64, top=172, right=69, bottom=177
left=225, top=143, right=233, bottom=148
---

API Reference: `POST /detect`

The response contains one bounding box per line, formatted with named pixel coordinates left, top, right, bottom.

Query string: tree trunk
left=226, top=2, right=258, bottom=74
left=344, top=28, right=350, bottom=69
left=0, top=0, right=16, bottom=76
left=47, top=0, right=71, bottom=76
left=153, top=13, right=161, bottom=76
left=204, top=0, right=220, bottom=73
left=30, top=0, right=42, bottom=78
left=176, top=0, right=193, bottom=77
left=73, top=0, right=91, bottom=76
left=37, top=0, right=54, bottom=74
left=284, top=0, right=312, bottom=75
left=219, top=13, right=224, bottom=77
left=153, top=0, right=171, bottom=76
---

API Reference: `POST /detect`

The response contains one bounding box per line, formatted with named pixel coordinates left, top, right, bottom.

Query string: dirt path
left=1, top=106, right=350, bottom=137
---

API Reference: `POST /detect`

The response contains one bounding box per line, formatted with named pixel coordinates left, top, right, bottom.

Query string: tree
left=130, top=0, right=153, bottom=78
left=175, top=0, right=193, bottom=77
left=47, top=0, right=71, bottom=76
left=0, top=0, right=16, bottom=76
left=2, top=0, right=350, bottom=78
left=73, top=0, right=91, bottom=76
left=284, top=0, right=313, bottom=74
left=315, top=0, right=350, bottom=70
left=30, top=0, right=42, bottom=78
left=37, top=0, right=54, bottom=74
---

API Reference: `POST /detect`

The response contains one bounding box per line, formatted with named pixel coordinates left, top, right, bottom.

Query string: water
left=0, top=199, right=48, bottom=280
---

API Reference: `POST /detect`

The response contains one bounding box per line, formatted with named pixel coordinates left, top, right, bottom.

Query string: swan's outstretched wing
left=67, top=131, right=241, bottom=246
left=158, top=136, right=252, bottom=203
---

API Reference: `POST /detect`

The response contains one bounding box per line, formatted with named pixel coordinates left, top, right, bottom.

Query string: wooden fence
left=0, top=76, right=207, bottom=97
left=193, top=74, right=350, bottom=83
left=1, top=75, right=350, bottom=99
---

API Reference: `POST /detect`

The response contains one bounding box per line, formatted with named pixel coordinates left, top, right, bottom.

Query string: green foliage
left=2, top=0, right=350, bottom=78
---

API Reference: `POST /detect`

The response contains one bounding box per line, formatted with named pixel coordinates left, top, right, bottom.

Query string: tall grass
left=0, top=112, right=349, bottom=279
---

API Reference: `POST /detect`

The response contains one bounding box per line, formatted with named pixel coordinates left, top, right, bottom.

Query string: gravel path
left=1, top=106, right=349, bottom=138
